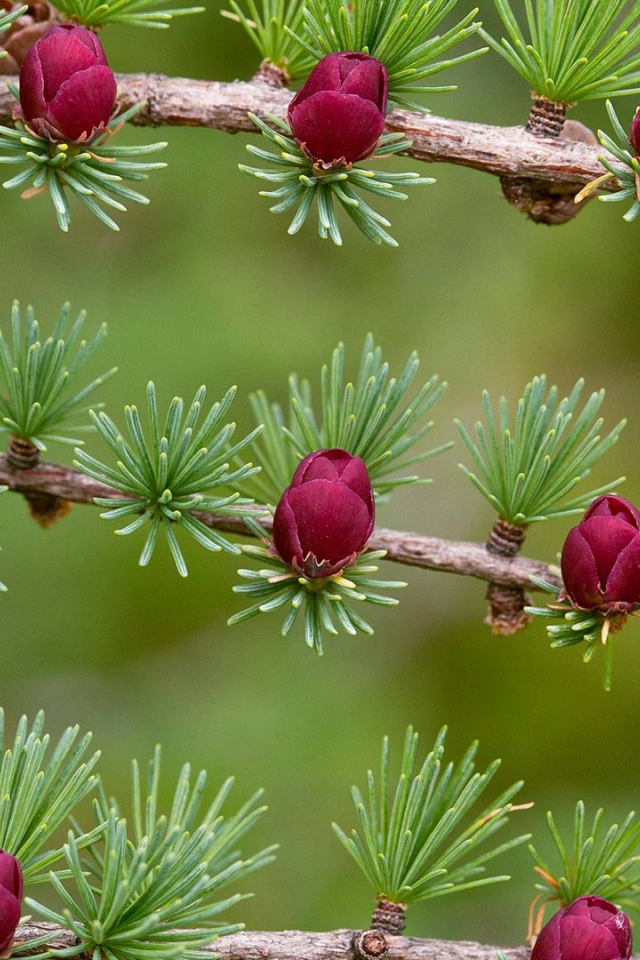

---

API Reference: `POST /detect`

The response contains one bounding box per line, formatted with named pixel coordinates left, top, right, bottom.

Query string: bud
left=0, top=851, right=22, bottom=957
left=630, top=107, right=640, bottom=156
left=272, top=448, right=375, bottom=578
left=288, top=52, right=388, bottom=167
left=0, top=0, right=54, bottom=75
left=19, top=23, right=117, bottom=142
left=531, top=896, right=632, bottom=960
left=560, top=494, right=640, bottom=613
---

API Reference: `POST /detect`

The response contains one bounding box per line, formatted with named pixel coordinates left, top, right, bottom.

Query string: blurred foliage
left=2, top=1, right=640, bottom=949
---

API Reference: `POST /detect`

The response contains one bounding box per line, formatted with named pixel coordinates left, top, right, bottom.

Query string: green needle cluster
left=0, top=6, right=26, bottom=51
left=529, top=801, right=640, bottom=917
left=456, top=375, right=626, bottom=525
left=583, top=100, right=640, bottom=222
left=230, top=546, right=406, bottom=654
left=240, top=335, right=452, bottom=505
left=333, top=726, right=530, bottom=905
left=0, top=104, right=167, bottom=233
left=49, top=0, right=203, bottom=27
left=75, top=381, right=264, bottom=576
left=221, top=0, right=315, bottom=79
left=0, top=710, right=101, bottom=884
left=526, top=576, right=618, bottom=690
left=482, top=0, right=640, bottom=105
left=25, top=747, right=276, bottom=960
left=0, top=300, right=117, bottom=453
left=241, top=116, right=433, bottom=247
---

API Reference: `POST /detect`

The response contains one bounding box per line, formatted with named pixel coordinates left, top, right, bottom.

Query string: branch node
left=370, top=899, right=406, bottom=935
left=486, top=518, right=527, bottom=558
left=526, top=96, right=567, bottom=139
left=6, top=437, right=72, bottom=527
left=24, top=489, right=73, bottom=529
left=7, top=436, right=40, bottom=471
left=501, top=114, right=598, bottom=225
left=485, top=581, right=533, bottom=635
left=252, top=59, right=291, bottom=88
left=500, top=174, right=595, bottom=225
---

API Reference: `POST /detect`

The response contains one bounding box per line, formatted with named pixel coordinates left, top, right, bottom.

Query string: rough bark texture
left=0, top=455, right=561, bottom=591
left=0, top=74, right=620, bottom=195
left=10, top=922, right=532, bottom=960
left=12, top=922, right=640, bottom=960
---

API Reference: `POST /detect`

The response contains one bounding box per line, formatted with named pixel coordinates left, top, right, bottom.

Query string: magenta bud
left=560, top=494, right=640, bottom=613
left=631, top=107, right=640, bottom=156
left=272, top=448, right=375, bottom=579
left=531, top=896, right=632, bottom=960
left=288, top=52, right=388, bottom=167
left=0, top=852, right=22, bottom=957
left=19, top=23, right=117, bottom=142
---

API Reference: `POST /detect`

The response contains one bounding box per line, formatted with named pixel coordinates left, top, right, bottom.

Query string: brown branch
left=0, top=455, right=560, bottom=591
left=13, top=921, right=640, bottom=960
left=0, top=73, right=619, bottom=191
left=214, top=929, right=531, bottom=960
left=11, top=922, right=531, bottom=960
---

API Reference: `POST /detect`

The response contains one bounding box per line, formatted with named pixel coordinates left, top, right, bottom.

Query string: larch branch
left=9, top=922, right=531, bottom=960
left=0, top=73, right=619, bottom=190
left=14, top=922, right=640, bottom=960
left=0, top=455, right=560, bottom=590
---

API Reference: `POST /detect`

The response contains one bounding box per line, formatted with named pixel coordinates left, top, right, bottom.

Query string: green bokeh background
left=2, top=2, right=640, bottom=947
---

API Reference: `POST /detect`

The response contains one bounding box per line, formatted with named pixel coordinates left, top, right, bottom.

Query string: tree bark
left=11, top=922, right=532, bottom=960
left=13, top=921, right=640, bottom=960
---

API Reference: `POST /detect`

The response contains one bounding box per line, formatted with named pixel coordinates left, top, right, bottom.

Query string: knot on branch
left=499, top=174, right=591, bottom=225
left=485, top=581, right=533, bottom=636
left=502, top=117, right=599, bottom=225
left=23, top=489, right=72, bottom=528
left=352, top=930, right=388, bottom=960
